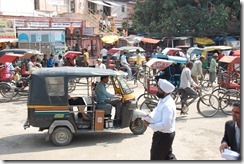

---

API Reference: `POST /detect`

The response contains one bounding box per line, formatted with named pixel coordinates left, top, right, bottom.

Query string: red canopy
left=64, top=51, right=82, bottom=59
left=146, top=58, right=174, bottom=70
left=219, top=55, right=240, bottom=64
left=232, top=49, right=240, bottom=56
left=0, top=53, right=23, bottom=63
left=107, top=48, right=121, bottom=55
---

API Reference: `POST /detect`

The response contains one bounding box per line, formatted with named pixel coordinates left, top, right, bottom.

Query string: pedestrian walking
left=209, top=53, right=218, bottom=87
left=143, top=79, right=177, bottom=160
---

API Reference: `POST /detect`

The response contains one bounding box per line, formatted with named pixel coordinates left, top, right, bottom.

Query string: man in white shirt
left=27, top=56, right=36, bottom=72
left=100, top=46, right=108, bottom=62
left=57, top=55, right=64, bottom=67
left=143, top=79, right=177, bottom=160
left=120, top=51, right=133, bottom=80
left=191, top=56, right=206, bottom=84
left=180, top=62, right=199, bottom=109
left=95, top=58, right=106, bottom=82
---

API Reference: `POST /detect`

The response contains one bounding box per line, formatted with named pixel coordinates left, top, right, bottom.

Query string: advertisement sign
left=82, top=27, right=94, bottom=36
left=0, top=18, right=16, bottom=39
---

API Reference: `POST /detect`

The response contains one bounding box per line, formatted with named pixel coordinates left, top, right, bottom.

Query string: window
left=34, top=0, right=40, bottom=10
left=45, top=77, right=65, bottom=96
left=121, top=5, right=125, bottom=12
left=31, top=34, right=36, bottom=42
left=41, top=34, right=49, bottom=42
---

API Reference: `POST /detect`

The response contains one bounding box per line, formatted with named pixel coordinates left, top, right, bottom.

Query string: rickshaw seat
left=95, top=103, right=112, bottom=115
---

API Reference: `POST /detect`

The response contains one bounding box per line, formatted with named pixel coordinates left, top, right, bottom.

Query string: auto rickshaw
left=23, top=67, right=147, bottom=146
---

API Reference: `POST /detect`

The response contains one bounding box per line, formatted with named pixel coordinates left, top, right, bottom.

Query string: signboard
left=15, top=21, right=25, bottom=27
left=72, top=22, right=82, bottom=27
left=52, top=22, right=71, bottom=28
left=82, top=27, right=94, bottom=36
left=27, top=22, right=49, bottom=27
left=0, top=18, right=16, bottom=39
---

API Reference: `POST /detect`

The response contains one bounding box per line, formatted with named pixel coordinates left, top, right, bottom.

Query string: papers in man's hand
left=142, top=116, right=155, bottom=124
left=221, top=149, right=239, bottom=160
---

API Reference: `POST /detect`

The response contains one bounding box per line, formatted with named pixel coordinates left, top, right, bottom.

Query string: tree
left=131, top=0, right=240, bottom=37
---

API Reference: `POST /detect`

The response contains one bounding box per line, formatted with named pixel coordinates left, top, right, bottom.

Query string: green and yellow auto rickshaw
left=23, top=67, right=147, bottom=146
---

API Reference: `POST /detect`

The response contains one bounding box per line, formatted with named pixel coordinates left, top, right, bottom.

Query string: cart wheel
left=129, top=118, right=147, bottom=135
left=0, top=83, right=15, bottom=101
left=51, top=127, right=73, bottom=146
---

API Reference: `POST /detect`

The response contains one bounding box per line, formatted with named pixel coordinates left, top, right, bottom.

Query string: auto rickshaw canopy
left=28, top=67, right=116, bottom=106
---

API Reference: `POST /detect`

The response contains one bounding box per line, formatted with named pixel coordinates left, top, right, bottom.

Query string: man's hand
left=219, top=142, right=230, bottom=153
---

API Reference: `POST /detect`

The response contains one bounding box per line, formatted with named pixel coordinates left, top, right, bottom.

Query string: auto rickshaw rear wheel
left=129, top=118, right=147, bottom=135
left=51, top=127, right=73, bottom=146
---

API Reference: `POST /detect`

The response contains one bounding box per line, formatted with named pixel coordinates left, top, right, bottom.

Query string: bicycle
left=197, top=88, right=239, bottom=117
left=0, top=76, right=30, bottom=101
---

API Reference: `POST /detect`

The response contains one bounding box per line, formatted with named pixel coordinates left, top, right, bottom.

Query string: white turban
left=158, top=79, right=175, bottom=93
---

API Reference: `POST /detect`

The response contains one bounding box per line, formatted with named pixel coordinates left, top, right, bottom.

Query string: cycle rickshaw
left=197, top=55, right=240, bottom=117
left=23, top=67, right=147, bottom=146
left=0, top=53, right=41, bottom=101
left=136, top=57, right=186, bottom=113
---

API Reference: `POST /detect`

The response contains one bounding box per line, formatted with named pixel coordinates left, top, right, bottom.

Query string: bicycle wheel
left=137, top=69, right=145, bottom=84
left=220, top=90, right=240, bottom=115
left=211, top=88, right=226, bottom=99
left=201, top=80, right=212, bottom=93
left=0, top=83, right=15, bottom=101
left=197, top=94, right=219, bottom=117
left=140, top=99, right=157, bottom=114
left=171, top=89, right=181, bottom=105
left=68, top=79, right=76, bottom=93
left=17, top=78, right=29, bottom=96
left=136, top=93, right=157, bottom=109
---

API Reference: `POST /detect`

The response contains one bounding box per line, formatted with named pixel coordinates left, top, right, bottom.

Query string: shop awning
left=101, top=35, right=119, bottom=44
left=88, top=0, right=111, bottom=7
left=142, top=38, right=160, bottom=44
left=194, top=37, right=215, bottom=45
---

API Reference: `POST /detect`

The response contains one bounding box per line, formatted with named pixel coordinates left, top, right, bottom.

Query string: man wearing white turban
left=143, top=79, right=177, bottom=160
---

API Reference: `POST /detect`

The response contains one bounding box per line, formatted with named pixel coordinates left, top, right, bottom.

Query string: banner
left=0, top=18, right=16, bottom=39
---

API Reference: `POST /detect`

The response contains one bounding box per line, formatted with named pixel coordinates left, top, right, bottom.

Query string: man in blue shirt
left=47, top=54, right=55, bottom=67
left=95, top=76, right=122, bottom=123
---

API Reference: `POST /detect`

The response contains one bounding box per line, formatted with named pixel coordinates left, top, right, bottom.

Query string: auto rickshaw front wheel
left=129, top=118, right=147, bottom=135
left=51, top=127, right=73, bottom=146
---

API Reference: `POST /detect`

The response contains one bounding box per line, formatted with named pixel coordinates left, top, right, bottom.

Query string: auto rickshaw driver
left=95, top=76, right=122, bottom=126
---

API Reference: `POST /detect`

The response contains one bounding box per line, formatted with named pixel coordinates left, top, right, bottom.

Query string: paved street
left=0, top=80, right=232, bottom=160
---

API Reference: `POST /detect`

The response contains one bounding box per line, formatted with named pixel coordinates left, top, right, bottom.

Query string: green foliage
left=131, top=0, right=240, bottom=37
